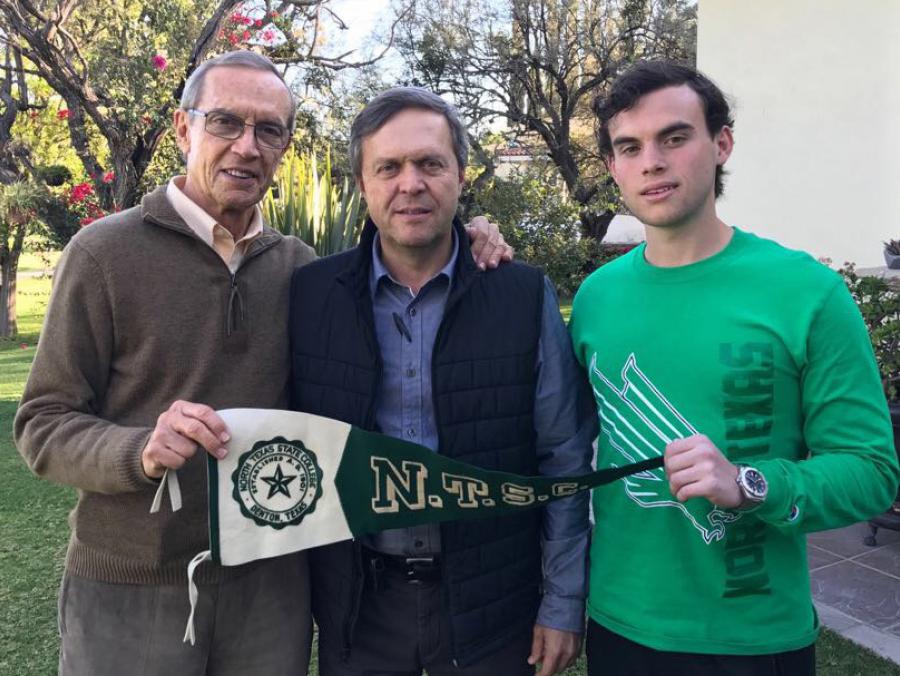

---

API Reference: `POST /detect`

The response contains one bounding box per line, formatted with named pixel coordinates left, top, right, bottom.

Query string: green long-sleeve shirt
left=569, top=228, right=899, bottom=655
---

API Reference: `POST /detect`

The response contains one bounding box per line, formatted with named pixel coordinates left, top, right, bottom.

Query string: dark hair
left=594, top=59, right=734, bottom=198
left=349, top=87, right=468, bottom=179
left=181, top=50, right=296, bottom=130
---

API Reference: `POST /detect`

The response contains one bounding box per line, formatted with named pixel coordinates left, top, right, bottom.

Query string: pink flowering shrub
left=218, top=6, right=284, bottom=47
left=65, top=179, right=118, bottom=226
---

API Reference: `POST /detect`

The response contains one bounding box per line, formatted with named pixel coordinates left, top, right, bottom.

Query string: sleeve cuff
left=537, top=595, right=586, bottom=634
left=118, top=428, right=157, bottom=490
left=748, top=459, right=797, bottom=525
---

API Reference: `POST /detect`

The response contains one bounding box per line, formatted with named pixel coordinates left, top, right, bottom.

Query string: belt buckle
left=404, top=556, right=436, bottom=584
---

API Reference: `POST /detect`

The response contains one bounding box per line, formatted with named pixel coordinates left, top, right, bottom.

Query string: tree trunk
left=579, top=208, right=616, bottom=243
left=0, top=218, right=26, bottom=337
left=0, top=252, right=18, bottom=337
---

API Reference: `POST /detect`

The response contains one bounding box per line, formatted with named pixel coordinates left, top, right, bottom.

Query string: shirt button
left=409, top=308, right=417, bottom=317
left=407, top=428, right=416, bottom=438
left=406, top=368, right=416, bottom=378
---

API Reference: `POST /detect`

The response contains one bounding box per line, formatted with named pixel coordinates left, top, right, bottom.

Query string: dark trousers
left=317, top=564, right=534, bottom=675
left=586, top=620, right=815, bottom=676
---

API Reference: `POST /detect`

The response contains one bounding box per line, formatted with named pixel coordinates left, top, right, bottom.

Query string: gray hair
left=180, top=50, right=297, bottom=130
left=349, top=87, right=468, bottom=178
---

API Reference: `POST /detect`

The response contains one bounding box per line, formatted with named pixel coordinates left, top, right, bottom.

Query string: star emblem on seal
left=231, top=437, right=324, bottom=530
left=261, top=464, right=296, bottom=499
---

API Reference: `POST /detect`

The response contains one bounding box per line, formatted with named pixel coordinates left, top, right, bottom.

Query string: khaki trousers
left=58, top=552, right=311, bottom=676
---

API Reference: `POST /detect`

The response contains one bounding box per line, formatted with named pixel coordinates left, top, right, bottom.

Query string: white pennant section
left=211, top=408, right=355, bottom=566
left=181, top=408, right=358, bottom=645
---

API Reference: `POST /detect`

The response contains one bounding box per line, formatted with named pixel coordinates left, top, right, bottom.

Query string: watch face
left=743, top=468, right=767, bottom=498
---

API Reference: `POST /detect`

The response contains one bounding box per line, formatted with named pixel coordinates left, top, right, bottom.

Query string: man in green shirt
left=569, top=59, right=900, bottom=675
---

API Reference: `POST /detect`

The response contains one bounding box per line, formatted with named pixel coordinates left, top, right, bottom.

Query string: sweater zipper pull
left=227, top=273, right=244, bottom=336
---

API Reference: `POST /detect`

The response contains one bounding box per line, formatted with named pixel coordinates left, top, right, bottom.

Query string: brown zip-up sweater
left=14, top=185, right=317, bottom=585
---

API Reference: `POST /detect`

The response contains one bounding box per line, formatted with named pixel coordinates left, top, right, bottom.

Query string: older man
left=288, top=88, right=596, bottom=675
left=15, top=52, right=507, bottom=676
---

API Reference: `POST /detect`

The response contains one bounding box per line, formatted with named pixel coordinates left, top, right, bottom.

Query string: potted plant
left=839, top=264, right=900, bottom=543
left=884, top=239, right=900, bottom=269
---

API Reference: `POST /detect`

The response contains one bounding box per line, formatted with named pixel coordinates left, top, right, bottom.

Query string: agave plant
left=263, top=149, right=364, bottom=256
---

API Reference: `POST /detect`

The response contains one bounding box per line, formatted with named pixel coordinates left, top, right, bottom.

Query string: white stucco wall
left=605, top=215, right=646, bottom=244
left=697, top=0, right=900, bottom=267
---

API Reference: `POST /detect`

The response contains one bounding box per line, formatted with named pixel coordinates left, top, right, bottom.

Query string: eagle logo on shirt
left=589, top=353, right=739, bottom=544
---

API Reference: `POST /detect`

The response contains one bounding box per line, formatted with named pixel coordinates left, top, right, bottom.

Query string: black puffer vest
left=288, top=220, right=544, bottom=667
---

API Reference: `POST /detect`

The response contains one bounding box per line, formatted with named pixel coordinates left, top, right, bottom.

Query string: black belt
left=362, top=547, right=442, bottom=585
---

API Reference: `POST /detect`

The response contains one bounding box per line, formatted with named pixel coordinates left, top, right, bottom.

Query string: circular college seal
left=231, top=437, right=324, bottom=530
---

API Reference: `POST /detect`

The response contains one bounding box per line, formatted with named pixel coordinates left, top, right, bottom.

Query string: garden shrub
left=470, top=167, right=635, bottom=297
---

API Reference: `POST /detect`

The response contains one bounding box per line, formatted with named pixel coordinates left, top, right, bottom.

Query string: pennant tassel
left=183, top=550, right=212, bottom=645
left=149, top=469, right=183, bottom=514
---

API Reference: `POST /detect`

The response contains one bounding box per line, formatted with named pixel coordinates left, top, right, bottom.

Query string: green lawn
left=16, top=250, right=61, bottom=275
left=1, top=279, right=898, bottom=675
left=0, top=276, right=75, bottom=675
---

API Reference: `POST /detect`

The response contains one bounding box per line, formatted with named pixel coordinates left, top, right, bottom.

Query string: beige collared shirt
left=166, top=176, right=263, bottom=273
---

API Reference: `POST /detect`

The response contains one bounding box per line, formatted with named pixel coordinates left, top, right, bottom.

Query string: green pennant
left=205, top=409, right=663, bottom=567
left=336, top=426, right=663, bottom=535
left=182, top=408, right=666, bottom=646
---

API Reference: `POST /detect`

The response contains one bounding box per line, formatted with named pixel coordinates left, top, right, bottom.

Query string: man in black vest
left=288, top=88, right=596, bottom=675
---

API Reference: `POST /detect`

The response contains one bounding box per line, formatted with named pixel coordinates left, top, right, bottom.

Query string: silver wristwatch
left=735, top=465, right=768, bottom=510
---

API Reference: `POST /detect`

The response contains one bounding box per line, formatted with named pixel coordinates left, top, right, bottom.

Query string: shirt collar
left=369, top=229, right=459, bottom=298
left=166, top=176, right=263, bottom=245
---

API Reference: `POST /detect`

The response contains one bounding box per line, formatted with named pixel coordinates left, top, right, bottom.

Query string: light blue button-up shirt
left=363, top=231, right=596, bottom=633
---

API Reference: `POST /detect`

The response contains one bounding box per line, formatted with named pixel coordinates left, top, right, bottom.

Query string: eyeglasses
left=187, top=109, right=291, bottom=150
